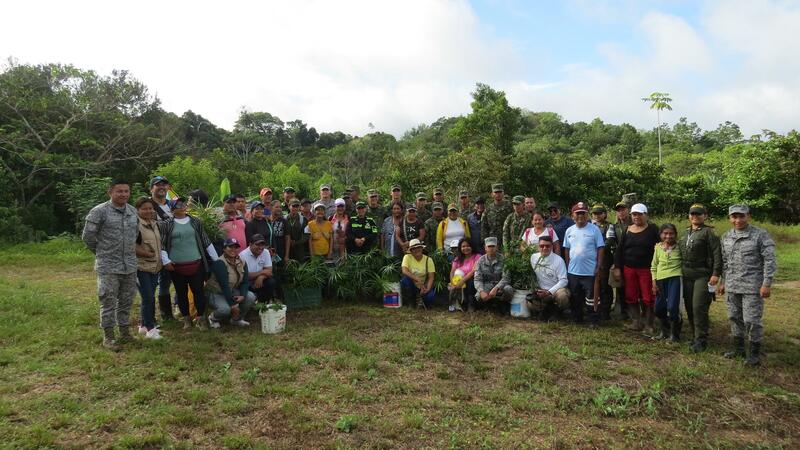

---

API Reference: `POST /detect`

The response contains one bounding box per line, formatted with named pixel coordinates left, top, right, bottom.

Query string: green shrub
left=0, top=207, right=43, bottom=244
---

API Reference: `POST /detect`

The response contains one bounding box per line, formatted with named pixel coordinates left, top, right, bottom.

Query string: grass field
left=1, top=218, right=799, bottom=449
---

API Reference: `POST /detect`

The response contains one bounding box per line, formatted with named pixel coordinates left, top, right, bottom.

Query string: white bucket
left=510, top=289, right=531, bottom=319
left=260, top=304, right=287, bottom=334
left=383, top=282, right=402, bottom=308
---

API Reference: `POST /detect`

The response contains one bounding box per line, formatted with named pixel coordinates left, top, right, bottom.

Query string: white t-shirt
left=530, top=252, right=568, bottom=294
left=444, top=219, right=466, bottom=247
left=239, top=246, right=272, bottom=273
left=521, top=226, right=558, bottom=248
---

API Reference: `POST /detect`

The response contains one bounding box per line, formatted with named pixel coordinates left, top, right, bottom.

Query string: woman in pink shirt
left=449, top=238, right=481, bottom=312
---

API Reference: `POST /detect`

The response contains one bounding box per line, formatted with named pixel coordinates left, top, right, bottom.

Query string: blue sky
left=2, top=0, right=798, bottom=136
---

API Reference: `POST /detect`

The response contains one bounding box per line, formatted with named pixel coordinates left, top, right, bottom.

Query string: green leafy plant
left=255, top=302, right=285, bottom=313
left=335, top=415, right=359, bottom=433
left=188, top=201, right=225, bottom=242
left=504, top=245, right=538, bottom=290
left=285, top=257, right=330, bottom=289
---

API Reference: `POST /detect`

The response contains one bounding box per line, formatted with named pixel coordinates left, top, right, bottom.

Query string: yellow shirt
left=402, top=254, right=435, bottom=280
left=307, top=220, right=333, bottom=256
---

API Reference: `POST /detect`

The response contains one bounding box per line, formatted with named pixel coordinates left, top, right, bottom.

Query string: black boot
left=745, top=341, right=761, bottom=366
left=655, top=316, right=670, bottom=340
left=670, top=320, right=682, bottom=343
left=690, top=339, right=707, bottom=353
left=724, top=336, right=746, bottom=359
left=158, top=294, right=174, bottom=321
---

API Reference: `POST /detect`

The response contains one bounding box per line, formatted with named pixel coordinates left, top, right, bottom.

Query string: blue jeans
left=209, top=289, right=256, bottom=321
left=137, top=271, right=160, bottom=330
left=400, top=276, right=436, bottom=307
left=655, top=276, right=681, bottom=322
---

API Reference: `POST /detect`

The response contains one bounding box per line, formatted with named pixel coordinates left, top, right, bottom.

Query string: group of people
left=83, top=177, right=776, bottom=366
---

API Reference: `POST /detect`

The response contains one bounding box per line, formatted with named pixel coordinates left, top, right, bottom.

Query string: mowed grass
left=0, top=224, right=799, bottom=449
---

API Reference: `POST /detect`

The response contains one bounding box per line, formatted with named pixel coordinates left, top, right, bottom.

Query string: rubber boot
left=745, top=341, right=761, bottom=366
left=724, top=336, right=746, bottom=359
left=655, top=315, right=670, bottom=340
left=670, top=320, right=682, bottom=343
left=642, top=306, right=656, bottom=336
left=117, top=325, right=133, bottom=344
left=102, top=327, right=118, bottom=351
left=626, top=304, right=643, bottom=331
left=158, top=294, right=174, bottom=321
left=690, top=339, right=707, bottom=353
left=182, top=316, right=193, bottom=330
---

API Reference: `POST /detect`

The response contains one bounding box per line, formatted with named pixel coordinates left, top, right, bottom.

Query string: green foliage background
left=1, top=62, right=799, bottom=243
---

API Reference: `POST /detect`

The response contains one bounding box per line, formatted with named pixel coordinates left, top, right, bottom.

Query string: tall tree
left=450, top=83, right=521, bottom=155
left=641, top=92, right=672, bottom=164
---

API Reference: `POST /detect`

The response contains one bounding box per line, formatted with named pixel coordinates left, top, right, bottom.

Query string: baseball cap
left=571, top=202, right=589, bottom=213
left=300, top=198, right=312, bottom=205
left=689, top=203, right=706, bottom=214
left=283, top=186, right=295, bottom=193
left=289, top=198, right=301, bottom=206
left=475, top=196, right=485, bottom=204
left=313, top=203, right=326, bottom=211
left=614, top=201, right=628, bottom=211
left=391, top=184, right=401, bottom=191
left=250, top=201, right=266, bottom=210
left=355, top=201, right=367, bottom=208
left=170, top=197, right=188, bottom=208
left=260, top=187, right=273, bottom=197
left=447, top=203, right=458, bottom=211
left=484, top=236, right=498, bottom=247
left=591, top=203, right=607, bottom=214
left=630, top=203, right=648, bottom=214
left=449, top=239, right=460, bottom=248
left=728, top=204, right=749, bottom=215
left=223, top=194, right=237, bottom=204
left=250, top=234, right=267, bottom=245
left=547, top=201, right=560, bottom=211
left=348, top=185, right=360, bottom=192
left=407, top=205, right=418, bottom=212
left=512, top=195, right=525, bottom=204
left=334, top=198, right=346, bottom=206
left=223, top=238, right=241, bottom=248
left=459, top=190, right=469, bottom=198
left=431, top=202, right=444, bottom=210
left=433, top=187, right=444, bottom=195
left=415, top=192, right=428, bottom=201
left=367, top=189, right=379, bottom=197
left=150, top=176, right=169, bottom=187
left=491, top=183, right=504, bottom=192
left=320, top=183, right=331, bottom=190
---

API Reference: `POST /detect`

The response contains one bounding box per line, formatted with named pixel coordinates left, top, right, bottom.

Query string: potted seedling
left=283, top=257, right=329, bottom=310
left=504, top=244, right=538, bottom=318
left=256, top=302, right=287, bottom=334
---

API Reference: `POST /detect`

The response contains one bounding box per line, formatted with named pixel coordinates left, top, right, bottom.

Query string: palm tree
left=642, top=92, right=673, bottom=164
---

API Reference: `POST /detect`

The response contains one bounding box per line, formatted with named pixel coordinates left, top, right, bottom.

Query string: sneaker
left=230, top=318, right=250, bottom=327
left=448, top=304, right=456, bottom=312
left=144, top=328, right=162, bottom=340
left=138, top=326, right=148, bottom=335
left=208, top=314, right=221, bottom=329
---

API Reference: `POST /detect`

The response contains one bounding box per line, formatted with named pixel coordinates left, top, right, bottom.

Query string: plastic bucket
left=260, top=304, right=287, bottom=334
left=510, top=289, right=531, bottom=319
left=383, top=282, right=402, bottom=308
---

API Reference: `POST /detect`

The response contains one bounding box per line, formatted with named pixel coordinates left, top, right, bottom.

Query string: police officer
left=679, top=203, right=722, bottom=353
left=346, top=201, right=379, bottom=255
left=718, top=205, right=776, bottom=366
left=481, top=183, right=513, bottom=250
left=502, top=195, right=531, bottom=255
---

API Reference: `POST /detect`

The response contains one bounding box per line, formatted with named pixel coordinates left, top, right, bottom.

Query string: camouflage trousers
left=97, top=272, right=137, bottom=329
left=726, top=293, right=764, bottom=343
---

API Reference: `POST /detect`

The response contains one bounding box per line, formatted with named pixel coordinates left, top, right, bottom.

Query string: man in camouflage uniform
left=424, top=202, right=445, bottom=253
left=719, top=204, right=777, bottom=366
left=415, top=192, right=432, bottom=223
left=481, top=183, right=513, bottom=251
left=473, top=237, right=514, bottom=313
left=82, top=179, right=139, bottom=350
left=502, top=195, right=531, bottom=255
left=679, top=203, right=723, bottom=353
left=458, top=190, right=472, bottom=219
left=366, top=189, right=387, bottom=223
left=432, top=187, right=445, bottom=206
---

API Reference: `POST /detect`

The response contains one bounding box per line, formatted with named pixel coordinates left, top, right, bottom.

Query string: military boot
left=642, top=307, right=656, bottom=336
left=724, top=336, right=746, bottom=359
left=745, top=341, right=761, bottom=367
left=690, top=339, right=708, bottom=353
left=102, top=327, right=119, bottom=351
left=117, top=325, right=133, bottom=344
left=670, top=320, right=682, bottom=343
left=626, top=304, right=643, bottom=331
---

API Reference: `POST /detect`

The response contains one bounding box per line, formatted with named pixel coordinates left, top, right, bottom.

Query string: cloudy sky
left=2, top=0, right=798, bottom=137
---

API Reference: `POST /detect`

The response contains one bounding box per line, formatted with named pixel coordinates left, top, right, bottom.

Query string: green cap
left=289, top=198, right=301, bottom=206
left=447, top=203, right=458, bottom=211
left=689, top=203, right=706, bottom=214
left=431, top=202, right=444, bottom=210
left=491, top=183, right=504, bottom=192
left=283, top=186, right=295, bottom=193
left=459, top=190, right=469, bottom=198
left=729, top=204, right=749, bottom=215
left=591, top=203, right=607, bottom=214
left=614, top=201, right=628, bottom=210
left=512, top=195, right=525, bottom=204
left=433, top=187, right=444, bottom=195
left=391, top=184, right=402, bottom=191
left=348, top=185, right=360, bottom=193
left=355, top=201, right=367, bottom=208
left=415, top=192, right=428, bottom=200
left=367, top=189, right=379, bottom=197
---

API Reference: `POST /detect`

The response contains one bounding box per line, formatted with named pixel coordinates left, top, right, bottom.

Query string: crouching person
left=206, top=238, right=256, bottom=328
left=401, top=239, right=437, bottom=309
left=474, top=237, right=514, bottom=314
left=528, top=236, right=570, bottom=320
left=239, top=234, right=275, bottom=303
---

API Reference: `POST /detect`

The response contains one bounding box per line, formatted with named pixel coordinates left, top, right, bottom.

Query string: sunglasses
left=689, top=212, right=704, bottom=216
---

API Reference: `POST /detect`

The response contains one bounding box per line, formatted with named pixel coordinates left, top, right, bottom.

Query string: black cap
left=250, top=234, right=267, bottom=245
left=300, top=198, right=312, bottom=205
left=224, top=194, right=237, bottom=203
left=150, top=176, right=169, bottom=187
left=474, top=196, right=485, bottom=204
left=547, top=201, right=560, bottom=210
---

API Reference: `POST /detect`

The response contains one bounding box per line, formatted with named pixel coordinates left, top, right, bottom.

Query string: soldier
left=281, top=186, right=296, bottom=210
left=432, top=187, right=445, bottom=205
left=346, top=201, right=379, bottom=255
left=458, top=190, right=472, bottom=219
left=591, top=203, right=614, bottom=320
left=424, top=202, right=445, bottom=253
left=388, top=184, right=404, bottom=208
left=474, top=237, right=514, bottom=313
left=82, top=179, right=139, bottom=350
left=313, top=183, right=336, bottom=218
left=415, top=192, right=432, bottom=223
left=348, top=185, right=361, bottom=205
left=480, top=183, right=513, bottom=250
left=718, top=205, right=776, bottom=366
left=366, top=189, right=387, bottom=223
left=679, top=203, right=723, bottom=353
left=524, top=197, right=537, bottom=215
left=502, top=195, right=531, bottom=255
